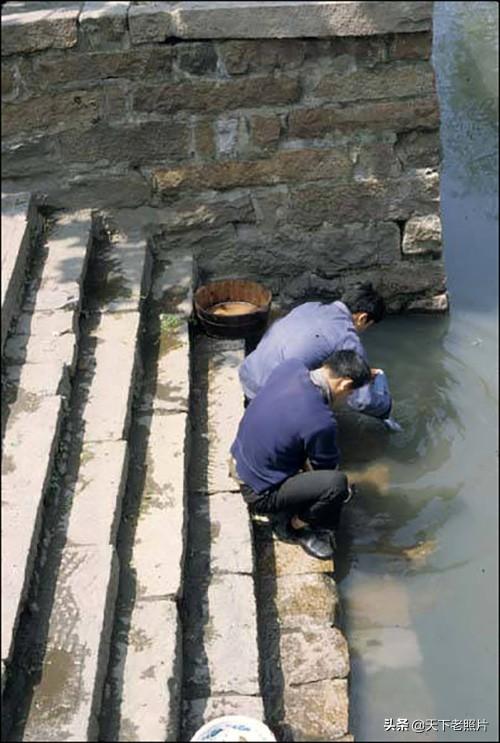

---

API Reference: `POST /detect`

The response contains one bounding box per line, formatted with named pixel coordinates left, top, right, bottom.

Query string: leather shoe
left=296, top=528, right=335, bottom=560
left=271, top=513, right=298, bottom=544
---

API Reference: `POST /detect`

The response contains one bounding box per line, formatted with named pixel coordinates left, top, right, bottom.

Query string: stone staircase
left=1, top=196, right=351, bottom=742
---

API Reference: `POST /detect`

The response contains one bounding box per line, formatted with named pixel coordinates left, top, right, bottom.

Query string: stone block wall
left=1, top=1, right=447, bottom=311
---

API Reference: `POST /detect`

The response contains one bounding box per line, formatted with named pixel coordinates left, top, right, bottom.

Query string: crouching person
left=230, top=350, right=372, bottom=560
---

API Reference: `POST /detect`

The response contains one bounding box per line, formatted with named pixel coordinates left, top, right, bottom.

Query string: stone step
left=1, top=210, right=93, bottom=688
left=106, top=406, right=188, bottom=742
left=102, top=250, right=193, bottom=742
left=1, top=192, right=41, bottom=352
left=78, top=311, right=142, bottom=443
left=21, top=217, right=152, bottom=742
left=22, top=545, right=119, bottom=743
left=254, top=519, right=351, bottom=741
left=182, top=337, right=264, bottom=741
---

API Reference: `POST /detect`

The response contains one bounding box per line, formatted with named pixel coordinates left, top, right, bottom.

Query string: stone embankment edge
left=1, top=2, right=433, bottom=57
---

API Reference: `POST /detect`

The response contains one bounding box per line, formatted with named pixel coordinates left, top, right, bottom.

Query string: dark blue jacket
left=239, top=300, right=391, bottom=418
left=231, top=359, right=340, bottom=494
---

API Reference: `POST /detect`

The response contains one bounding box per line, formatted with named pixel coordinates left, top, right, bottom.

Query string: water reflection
left=336, top=315, right=463, bottom=470
left=433, top=1, right=499, bottom=196
left=336, top=4, right=498, bottom=737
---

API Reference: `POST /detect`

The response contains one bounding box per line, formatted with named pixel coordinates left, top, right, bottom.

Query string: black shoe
left=271, top=513, right=299, bottom=544
left=296, top=528, right=335, bottom=560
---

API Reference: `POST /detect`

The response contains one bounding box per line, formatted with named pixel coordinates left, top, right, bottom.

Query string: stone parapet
left=2, top=3, right=433, bottom=55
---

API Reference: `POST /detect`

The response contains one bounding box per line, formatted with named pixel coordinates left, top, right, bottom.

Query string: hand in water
left=383, top=416, right=403, bottom=433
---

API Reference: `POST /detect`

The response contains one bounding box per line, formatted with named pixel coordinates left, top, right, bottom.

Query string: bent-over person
left=230, top=350, right=372, bottom=560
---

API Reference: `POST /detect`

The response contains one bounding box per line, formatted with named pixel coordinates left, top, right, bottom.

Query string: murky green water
left=335, top=3, right=498, bottom=740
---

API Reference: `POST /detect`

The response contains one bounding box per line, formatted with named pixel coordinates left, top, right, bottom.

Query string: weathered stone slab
left=153, top=148, right=351, bottom=194
left=24, top=209, right=92, bottom=313
left=183, top=695, right=265, bottom=742
left=250, top=113, right=282, bottom=149
left=231, top=221, right=402, bottom=274
left=256, top=529, right=334, bottom=576
left=190, top=339, right=245, bottom=494
left=282, top=679, right=348, bottom=741
left=3, top=360, right=69, bottom=401
left=1, top=2, right=81, bottom=56
left=183, top=573, right=259, bottom=697
left=80, top=1, right=130, bottom=50
left=128, top=1, right=432, bottom=41
left=395, top=129, right=441, bottom=169
left=1, top=88, right=111, bottom=137
left=3, top=320, right=78, bottom=372
left=314, top=61, right=435, bottom=102
left=130, top=412, right=188, bottom=599
left=86, top=220, right=152, bottom=313
left=142, top=321, right=190, bottom=414
left=66, top=441, right=129, bottom=547
left=151, top=194, right=255, bottom=237
left=128, top=1, right=174, bottom=45
left=190, top=491, right=254, bottom=575
left=82, top=311, right=141, bottom=441
left=288, top=97, right=439, bottom=137
left=194, top=118, right=216, bottom=159
left=265, top=573, right=339, bottom=632
left=280, top=626, right=349, bottom=685
left=34, top=170, right=151, bottom=210
left=282, top=259, right=446, bottom=313
left=11, top=306, right=77, bottom=339
left=5, top=311, right=79, bottom=380
left=366, top=261, right=447, bottom=306
left=114, top=598, right=181, bottom=742
left=2, top=133, right=63, bottom=178
left=23, top=545, right=119, bottom=743
left=152, top=247, right=193, bottom=306
left=220, top=39, right=305, bottom=75
left=351, top=140, right=402, bottom=179
left=402, top=214, right=442, bottom=255
left=1, top=395, right=64, bottom=668
left=289, top=170, right=440, bottom=227
left=1, top=191, right=38, bottom=350
left=178, top=41, right=218, bottom=75
left=30, top=46, right=174, bottom=89
left=58, top=120, right=186, bottom=167
left=389, top=30, right=432, bottom=60
left=134, top=75, right=300, bottom=116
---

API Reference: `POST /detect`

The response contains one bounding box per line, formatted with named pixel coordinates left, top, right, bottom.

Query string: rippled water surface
left=336, top=3, right=499, bottom=740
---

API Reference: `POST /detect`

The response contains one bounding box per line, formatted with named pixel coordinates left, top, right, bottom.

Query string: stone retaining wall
left=1, top=1, right=447, bottom=311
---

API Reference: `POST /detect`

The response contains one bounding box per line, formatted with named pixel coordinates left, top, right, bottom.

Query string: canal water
left=335, top=3, right=499, bottom=741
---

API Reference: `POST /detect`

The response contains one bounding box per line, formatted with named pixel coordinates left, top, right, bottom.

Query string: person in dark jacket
left=230, top=350, right=372, bottom=560
left=239, top=283, right=400, bottom=429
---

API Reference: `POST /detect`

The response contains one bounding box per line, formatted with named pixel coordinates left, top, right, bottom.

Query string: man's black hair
left=324, top=350, right=372, bottom=389
left=341, top=282, right=386, bottom=323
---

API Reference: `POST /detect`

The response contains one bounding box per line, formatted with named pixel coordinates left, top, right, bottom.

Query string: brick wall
left=1, top=1, right=447, bottom=311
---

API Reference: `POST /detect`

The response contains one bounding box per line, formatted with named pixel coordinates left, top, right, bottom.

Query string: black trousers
left=241, top=470, right=349, bottom=531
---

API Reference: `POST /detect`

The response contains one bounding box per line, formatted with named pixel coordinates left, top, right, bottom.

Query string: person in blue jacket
left=239, top=282, right=401, bottom=429
left=230, top=350, right=373, bottom=560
